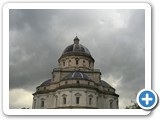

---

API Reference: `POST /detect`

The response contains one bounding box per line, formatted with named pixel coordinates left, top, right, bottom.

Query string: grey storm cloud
left=9, top=9, right=145, bottom=108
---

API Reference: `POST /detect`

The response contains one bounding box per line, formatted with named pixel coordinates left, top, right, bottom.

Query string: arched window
left=41, top=101, right=44, bottom=107
left=75, top=93, right=81, bottom=104
left=76, top=97, right=80, bottom=104
left=63, top=97, right=66, bottom=104
left=89, top=98, right=92, bottom=105
left=88, top=94, right=93, bottom=105
left=109, top=100, right=113, bottom=109
left=40, top=98, right=45, bottom=108
left=62, top=94, right=67, bottom=105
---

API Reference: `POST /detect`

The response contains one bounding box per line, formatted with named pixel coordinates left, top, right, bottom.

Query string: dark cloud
left=9, top=9, right=145, bottom=108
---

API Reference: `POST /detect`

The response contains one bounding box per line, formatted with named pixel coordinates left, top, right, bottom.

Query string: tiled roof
left=62, top=71, right=90, bottom=80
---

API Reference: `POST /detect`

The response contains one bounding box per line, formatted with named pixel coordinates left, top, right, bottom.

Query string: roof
left=62, top=71, right=90, bottom=80
left=100, top=80, right=114, bottom=89
left=62, top=44, right=91, bottom=55
left=38, top=78, right=114, bottom=90
left=39, top=79, right=52, bottom=87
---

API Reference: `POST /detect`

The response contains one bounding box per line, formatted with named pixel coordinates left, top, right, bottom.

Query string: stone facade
left=32, top=36, right=119, bottom=109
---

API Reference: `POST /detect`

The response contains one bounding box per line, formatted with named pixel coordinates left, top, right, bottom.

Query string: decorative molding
left=75, top=93, right=81, bottom=96
left=40, top=98, right=45, bottom=101
left=88, top=94, right=93, bottom=98
left=62, top=94, right=67, bottom=97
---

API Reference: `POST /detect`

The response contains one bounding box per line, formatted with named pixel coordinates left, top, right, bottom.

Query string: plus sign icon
left=137, top=89, right=158, bottom=110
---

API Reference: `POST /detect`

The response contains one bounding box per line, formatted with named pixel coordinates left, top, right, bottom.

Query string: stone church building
left=32, top=36, right=119, bottom=109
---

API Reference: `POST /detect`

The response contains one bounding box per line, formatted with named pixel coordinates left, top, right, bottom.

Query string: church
left=32, top=36, right=119, bottom=109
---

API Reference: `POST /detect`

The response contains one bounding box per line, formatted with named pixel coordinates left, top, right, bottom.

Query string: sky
left=9, top=9, right=145, bottom=109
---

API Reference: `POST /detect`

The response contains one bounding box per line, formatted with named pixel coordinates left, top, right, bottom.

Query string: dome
left=40, top=79, right=52, bottom=87
left=62, top=71, right=90, bottom=80
left=59, top=36, right=94, bottom=62
left=62, top=44, right=91, bottom=55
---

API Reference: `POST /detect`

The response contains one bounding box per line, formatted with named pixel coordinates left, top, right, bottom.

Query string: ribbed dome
left=62, top=36, right=91, bottom=55
left=62, top=44, right=91, bottom=55
left=59, top=36, right=94, bottom=62
left=62, top=71, right=90, bottom=80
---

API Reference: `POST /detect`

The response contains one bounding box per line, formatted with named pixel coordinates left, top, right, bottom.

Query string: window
left=63, top=97, right=66, bottom=104
left=75, top=93, right=81, bottom=104
left=44, top=87, right=46, bottom=90
left=88, top=82, right=90, bottom=85
left=83, top=60, right=86, bottom=67
left=89, top=98, right=92, bottom=105
left=63, top=61, right=65, bottom=66
left=62, top=94, right=67, bottom=105
left=41, top=101, right=44, bottom=107
left=110, top=100, right=113, bottom=109
left=77, top=81, right=79, bottom=84
left=76, top=59, right=78, bottom=65
left=88, top=94, right=93, bottom=105
left=96, top=97, right=98, bottom=106
left=33, top=99, right=36, bottom=108
left=76, top=97, right=80, bottom=104
left=69, top=60, right=71, bottom=66
left=55, top=96, right=58, bottom=107
left=89, top=61, right=91, bottom=67
left=65, top=81, right=68, bottom=84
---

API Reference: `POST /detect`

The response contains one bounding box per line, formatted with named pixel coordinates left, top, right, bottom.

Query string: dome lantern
left=74, top=36, right=79, bottom=44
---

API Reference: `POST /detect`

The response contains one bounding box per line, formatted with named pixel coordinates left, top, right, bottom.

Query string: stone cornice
left=52, top=68, right=101, bottom=73
left=33, top=84, right=119, bottom=97
left=58, top=52, right=95, bottom=63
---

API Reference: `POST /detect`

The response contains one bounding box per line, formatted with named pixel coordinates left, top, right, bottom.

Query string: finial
left=74, top=35, right=79, bottom=44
